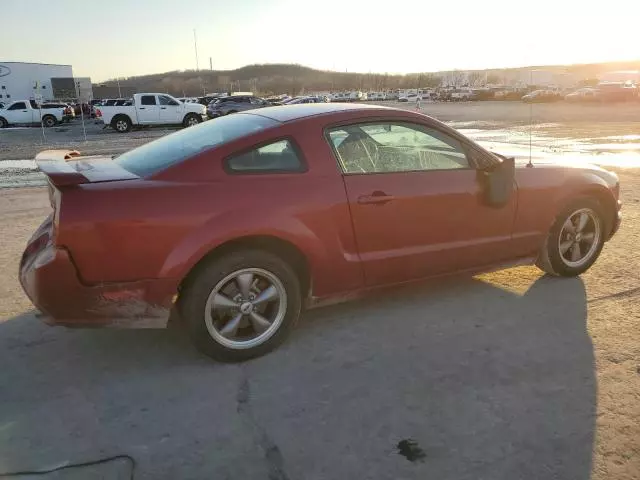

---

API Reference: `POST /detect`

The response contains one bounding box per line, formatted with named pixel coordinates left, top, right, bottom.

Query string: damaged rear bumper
left=20, top=244, right=177, bottom=328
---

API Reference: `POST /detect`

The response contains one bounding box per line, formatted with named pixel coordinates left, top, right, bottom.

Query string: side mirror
left=481, top=156, right=515, bottom=207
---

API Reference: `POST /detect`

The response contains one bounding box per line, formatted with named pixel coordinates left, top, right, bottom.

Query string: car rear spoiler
left=35, top=149, right=138, bottom=187
left=35, top=150, right=88, bottom=187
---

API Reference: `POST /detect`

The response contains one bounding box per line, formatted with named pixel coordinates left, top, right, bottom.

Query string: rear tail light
left=96, top=109, right=102, bottom=118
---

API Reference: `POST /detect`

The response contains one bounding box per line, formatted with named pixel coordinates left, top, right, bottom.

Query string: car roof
left=241, top=103, right=393, bottom=123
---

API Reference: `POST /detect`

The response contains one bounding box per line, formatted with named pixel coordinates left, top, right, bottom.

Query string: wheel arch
left=553, top=169, right=617, bottom=238
left=574, top=185, right=617, bottom=238
left=178, top=235, right=311, bottom=301
left=111, top=113, right=131, bottom=125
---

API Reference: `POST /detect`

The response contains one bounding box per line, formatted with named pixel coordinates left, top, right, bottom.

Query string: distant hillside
left=98, top=64, right=440, bottom=96
left=96, top=61, right=640, bottom=96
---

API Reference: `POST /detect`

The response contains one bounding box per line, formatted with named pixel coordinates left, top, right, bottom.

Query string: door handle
left=139, top=107, right=145, bottom=110
left=160, top=107, right=166, bottom=109
left=357, top=191, right=395, bottom=205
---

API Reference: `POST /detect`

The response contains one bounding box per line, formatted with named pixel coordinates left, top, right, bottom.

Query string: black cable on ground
left=0, top=454, right=136, bottom=479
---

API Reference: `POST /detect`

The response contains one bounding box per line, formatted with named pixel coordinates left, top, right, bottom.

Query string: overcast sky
left=2, top=0, right=639, bottom=81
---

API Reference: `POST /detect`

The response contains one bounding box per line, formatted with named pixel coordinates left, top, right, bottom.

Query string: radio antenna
left=527, top=69, right=534, bottom=168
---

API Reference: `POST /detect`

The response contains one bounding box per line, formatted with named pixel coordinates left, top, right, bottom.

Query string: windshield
left=114, top=113, right=278, bottom=176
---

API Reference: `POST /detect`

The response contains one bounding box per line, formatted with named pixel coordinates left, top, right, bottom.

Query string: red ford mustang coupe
left=20, top=104, right=622, bottom=361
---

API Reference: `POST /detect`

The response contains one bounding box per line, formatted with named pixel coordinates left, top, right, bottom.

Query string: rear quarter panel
left=57, top=116, right=363, bottom=298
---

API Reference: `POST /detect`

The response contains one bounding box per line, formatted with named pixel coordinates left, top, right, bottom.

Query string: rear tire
left=111, top=115, right=132, bottom=133
left=0, top=117, right=7, bottom=128
left=42, top=115, right=56, bottom=128
left=536, top=197, right=606, bottom=277
left=182, top=113, right=202, bottom=128
left=180, top=249, right=302, bottom=362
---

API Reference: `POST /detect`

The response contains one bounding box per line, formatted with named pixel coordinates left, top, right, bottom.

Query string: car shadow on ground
left=0, top=272, right=594, bottom=480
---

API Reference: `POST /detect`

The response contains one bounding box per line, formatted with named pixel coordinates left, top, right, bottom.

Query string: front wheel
left=0, top=117, right=7, bottom=128
left=181, top=250, right=302, bottom=362
left=536, top=198, right=606, bottom=276
left=183, top=113, right=202, bottom=128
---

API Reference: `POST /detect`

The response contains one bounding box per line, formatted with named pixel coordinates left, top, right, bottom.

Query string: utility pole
left=193, top=29, right=199, bottom=71
left=209, top=57, right=213, bottom=70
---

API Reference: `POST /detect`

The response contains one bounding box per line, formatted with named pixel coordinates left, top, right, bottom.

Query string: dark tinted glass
left=226, top=139, right=305, bottom=173
left=140, top=95, right=156, bottom=106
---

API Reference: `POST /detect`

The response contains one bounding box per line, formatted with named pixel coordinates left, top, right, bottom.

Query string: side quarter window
left=327, top=122, right=469, bottom=174
left=225, top=139, right=306, bottom=174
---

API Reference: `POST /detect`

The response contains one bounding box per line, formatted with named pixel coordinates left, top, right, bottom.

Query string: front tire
left=536, top=197, right=606, bottom=276
left=183, top=113, right=202, bottom=128
left=0, top=117, right=7, bottom=128
left=181, top=250, right=302, bottom=362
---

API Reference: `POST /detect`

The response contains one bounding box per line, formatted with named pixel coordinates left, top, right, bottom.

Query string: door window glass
left=328, top=122, right=469, bottom=174
left=159, top=95, right=179, bottom=106
left=8, top=102, right=26, bottom=110
left=140, top=95, right=156, bottom=106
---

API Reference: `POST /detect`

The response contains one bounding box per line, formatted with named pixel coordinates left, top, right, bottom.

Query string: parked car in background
left=450, top=88, right=474, bottom=101
left=0, top=100, right=65, bottom=128
left=521, top=89, right=562, bottom=103
left=199, top=93, right=229, bottom=106
left=366, top=92, right=385, bottom=101
left=22, top=103, right=621, bottom=361
left=284, top=96, right=322, bottom=104
left=264, top=95, right=289, bottom=105
left=398, top=93, right=418, bottom=102
left=96, top=93, right=206, bottom=132
left=207, top=95, right=269, bottom=118
left=565, top=88, right=600, bottom=102
left=596, top=82, right=638, bottom=102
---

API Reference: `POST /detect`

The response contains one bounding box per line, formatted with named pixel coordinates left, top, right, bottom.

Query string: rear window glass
left=114, top=114, right=279, bottom=177
left=226, top=139, right=305, bottom=173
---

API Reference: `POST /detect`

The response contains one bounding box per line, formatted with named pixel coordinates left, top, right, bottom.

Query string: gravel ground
left=0, top=174, right=638, bottom=478
left=0, top=101, right=638, bottom=478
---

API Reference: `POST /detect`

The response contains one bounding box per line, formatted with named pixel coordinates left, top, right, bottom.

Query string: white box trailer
left=0, top=62, right=73, bottom=103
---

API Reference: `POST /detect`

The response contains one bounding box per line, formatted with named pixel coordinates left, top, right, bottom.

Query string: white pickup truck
left=96, top=93, right=207, bottom=132
left=0, top=100, right=65, bottom=128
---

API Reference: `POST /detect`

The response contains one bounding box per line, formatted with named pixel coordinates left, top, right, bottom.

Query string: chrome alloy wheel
left=186, top=116, right=199, bottom=126
left=558, top=208, right=601, bottom=268
left=204, top=268, right=287, bottom=349
left=115, top=119, right=128, bottom=132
